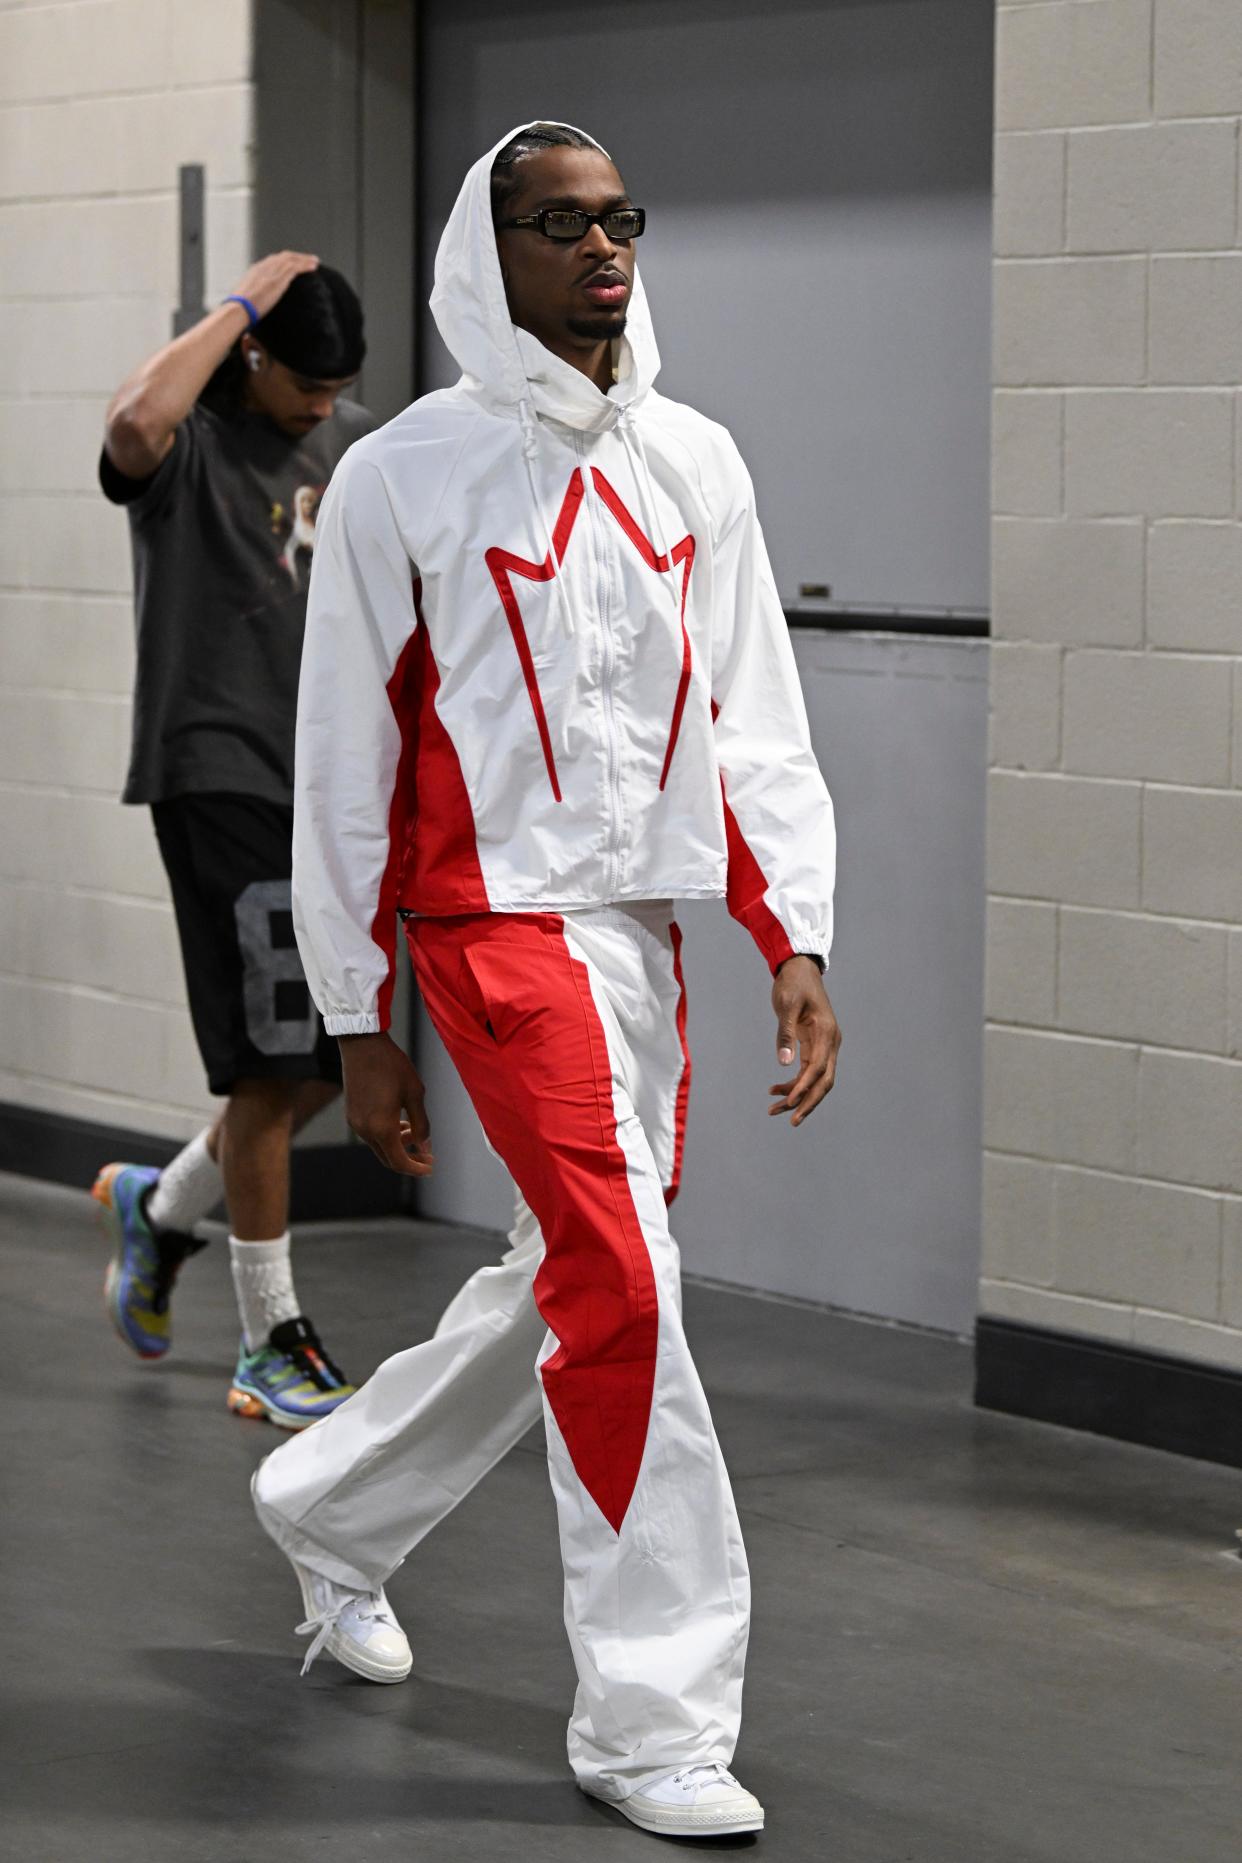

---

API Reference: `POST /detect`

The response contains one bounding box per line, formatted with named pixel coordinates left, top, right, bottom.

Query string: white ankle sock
left=148, top=1129, right=222, bottom=1233
left=229, top=1233, right=300, bottom=1352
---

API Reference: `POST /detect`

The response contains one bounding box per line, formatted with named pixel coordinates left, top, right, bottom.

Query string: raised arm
left=103, top=251, right=319, bottom=479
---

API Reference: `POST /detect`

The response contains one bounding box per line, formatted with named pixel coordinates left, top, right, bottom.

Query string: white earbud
left=246, top=349, right=261, bottom=373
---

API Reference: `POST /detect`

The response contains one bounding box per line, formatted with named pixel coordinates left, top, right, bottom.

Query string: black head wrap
left=253, top=264, right=366, bottom=378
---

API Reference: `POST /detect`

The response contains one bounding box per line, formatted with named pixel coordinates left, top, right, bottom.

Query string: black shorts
left=152, top=793, right=342, bottom=1098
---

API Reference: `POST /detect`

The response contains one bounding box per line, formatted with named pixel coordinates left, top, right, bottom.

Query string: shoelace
left=671, top=1762, right=739, bottom=1794
left=288, top=1345, right=339, bottom=1391
left=296, top=1592, right=398, bottom=1677
left=267, top=1317, right=348, bottom=1391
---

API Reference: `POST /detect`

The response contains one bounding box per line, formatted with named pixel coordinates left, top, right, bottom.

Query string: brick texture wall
left=0, top=0, right=253, bottom=1139
left=985, top=0, right=1242, bottom=1369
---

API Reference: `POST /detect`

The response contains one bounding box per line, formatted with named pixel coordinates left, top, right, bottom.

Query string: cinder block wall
left=0, top=0, right=253, bottom=1139
left=985, top=0, right=1242, bottom=1369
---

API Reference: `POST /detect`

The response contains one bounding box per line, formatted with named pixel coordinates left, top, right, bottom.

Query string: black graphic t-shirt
left=100, top=397, right=375, bottom=805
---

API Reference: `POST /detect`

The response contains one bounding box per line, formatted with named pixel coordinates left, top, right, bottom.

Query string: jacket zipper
left=578, top=436, right=624, bottom=898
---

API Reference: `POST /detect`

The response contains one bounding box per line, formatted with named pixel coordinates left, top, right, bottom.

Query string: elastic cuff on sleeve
left=324, top=1011, right=383, bottom=1037
left=782, top=925, right=833, bottom=973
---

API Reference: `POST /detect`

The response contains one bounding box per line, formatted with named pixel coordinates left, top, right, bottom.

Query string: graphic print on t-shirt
left=271, top=483, right=325, bottom=591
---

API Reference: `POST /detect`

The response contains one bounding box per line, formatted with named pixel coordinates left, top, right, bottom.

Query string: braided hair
left=490, top=123, right=599, bottom=224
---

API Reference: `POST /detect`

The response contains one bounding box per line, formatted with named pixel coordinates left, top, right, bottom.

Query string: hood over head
left=429, top=121, right=660, bottom=433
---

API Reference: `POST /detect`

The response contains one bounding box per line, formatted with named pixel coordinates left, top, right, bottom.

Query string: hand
left=768, top=957, right=841, bottom=1128
left=339, top=1031, right=434, bottom=1177
left=229, top=250, right=319, bottom=321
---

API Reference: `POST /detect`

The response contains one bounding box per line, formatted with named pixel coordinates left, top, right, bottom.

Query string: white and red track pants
left=253, top=905, right=751, bottom=1800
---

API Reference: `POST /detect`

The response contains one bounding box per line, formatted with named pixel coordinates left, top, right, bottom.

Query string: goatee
left=567, top=310, right=628, bottom=342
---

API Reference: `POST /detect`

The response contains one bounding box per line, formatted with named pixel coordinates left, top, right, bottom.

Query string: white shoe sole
left=601, top=1792, right=765, bottom=1838
left=293, top=1560, right=413, bottom=1685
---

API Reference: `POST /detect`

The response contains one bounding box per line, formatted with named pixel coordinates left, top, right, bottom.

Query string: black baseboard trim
left=975, top=1315, right=1242, bottom=1471
left=0, top=1100, right=415, bottom=1224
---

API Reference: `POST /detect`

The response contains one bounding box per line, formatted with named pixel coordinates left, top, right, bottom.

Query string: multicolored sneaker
left=228, top=1315, right=356, bottom=1430
left=92, top=1161, right=206, bottom=1360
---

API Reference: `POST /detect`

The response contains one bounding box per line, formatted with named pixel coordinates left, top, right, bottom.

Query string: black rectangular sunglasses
left=498, top=207, right=646, bottom=242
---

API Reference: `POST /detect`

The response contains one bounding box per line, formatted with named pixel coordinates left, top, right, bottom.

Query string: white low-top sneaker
left=292, top=1557, right=412, bottom=1684
left=251, top=1467, right=412, bottom=1683
left=611, top=1761, right=765, bottom=1837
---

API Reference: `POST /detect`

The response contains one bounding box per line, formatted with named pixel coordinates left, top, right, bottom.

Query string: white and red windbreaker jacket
left=293, top=124, right=837, bottom=1036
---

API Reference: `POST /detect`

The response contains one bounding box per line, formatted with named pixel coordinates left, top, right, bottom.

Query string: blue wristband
left=223, top=293, right=260, bottom=327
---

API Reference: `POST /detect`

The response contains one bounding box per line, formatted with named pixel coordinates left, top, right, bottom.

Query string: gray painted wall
left=415, top=632, right=989, bottom=1335
left=254, top=0, right=416, bottom=424
left=418, top=0, right=994, bottom=610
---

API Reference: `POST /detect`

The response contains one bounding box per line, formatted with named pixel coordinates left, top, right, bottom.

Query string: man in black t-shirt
left=94, top=253, right=377, bottom=1432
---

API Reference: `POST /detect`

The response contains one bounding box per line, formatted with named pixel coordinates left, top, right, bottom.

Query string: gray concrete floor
left=2, top=1172, right=1241, bottom=1862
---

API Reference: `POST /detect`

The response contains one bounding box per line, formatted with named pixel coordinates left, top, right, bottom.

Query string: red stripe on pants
left=407, top=912, right=659, bottom=1535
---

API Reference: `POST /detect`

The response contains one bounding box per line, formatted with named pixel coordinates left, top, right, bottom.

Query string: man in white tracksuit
left=252, top=122, right=840, bottom=1840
